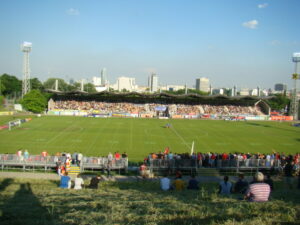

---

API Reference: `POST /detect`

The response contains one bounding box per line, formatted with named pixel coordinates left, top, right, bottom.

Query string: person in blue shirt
left=187, top=174, right=199, bottom=190
left=60, top=172, right=71, bottom=189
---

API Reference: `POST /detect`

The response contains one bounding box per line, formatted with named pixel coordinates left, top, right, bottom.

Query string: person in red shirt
left=114, top=152, right=121, bottom=160
left=164, top=147, right=170, bottom=155
left=139, top=163, right=148, bottom=178
left=41, top=151, right=48, bottom=157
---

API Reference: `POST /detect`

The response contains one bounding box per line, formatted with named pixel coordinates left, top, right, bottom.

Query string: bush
left=20, top=90, right=47, bottom=113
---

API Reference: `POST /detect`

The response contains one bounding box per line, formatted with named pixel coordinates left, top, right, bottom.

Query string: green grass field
left=0, top=178, right=299, bottom=225
left=0, top=116, right=299, bottom=161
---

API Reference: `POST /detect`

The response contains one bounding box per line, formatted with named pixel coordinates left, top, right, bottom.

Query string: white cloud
left=66, top=8, right=80, bottom=16
left=242, top=20, right=258, bottom=29
left=258, top=3, right=268, bottom=9
left=269, top=40, right=280, bottom=46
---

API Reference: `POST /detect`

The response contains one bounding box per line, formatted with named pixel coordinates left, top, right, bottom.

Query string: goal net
left=8, top=119, right=21, bottom=131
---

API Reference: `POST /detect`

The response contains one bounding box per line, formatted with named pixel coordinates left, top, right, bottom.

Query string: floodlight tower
left=291, top=52, right=300, bottom=120
left=21, top=42, right=32, bottom=97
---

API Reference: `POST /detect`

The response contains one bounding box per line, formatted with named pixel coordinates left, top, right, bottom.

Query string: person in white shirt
left=160, top=175, right=171, bottom=191
left=74, top=174, right=84, bottom=190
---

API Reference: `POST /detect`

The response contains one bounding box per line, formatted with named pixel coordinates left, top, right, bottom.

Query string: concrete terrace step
left=197, top=168, right=220, bottom=176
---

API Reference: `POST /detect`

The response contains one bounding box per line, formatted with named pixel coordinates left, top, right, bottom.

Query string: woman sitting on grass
left=74, top=174, right=84, bottom=190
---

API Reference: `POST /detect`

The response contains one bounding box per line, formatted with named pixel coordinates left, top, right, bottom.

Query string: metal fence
left=149, top=158, right=283, bottom=172
left=0, top=154, right=128, bottom=171
left=81, top=157, right=128, bottom=171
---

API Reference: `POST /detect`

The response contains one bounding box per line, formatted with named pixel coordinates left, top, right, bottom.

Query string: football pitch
left=0, top=116, right=299, bottom=161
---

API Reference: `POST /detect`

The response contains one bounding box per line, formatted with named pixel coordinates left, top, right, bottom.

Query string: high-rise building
left=101, top=68, right=107, bottom=85
left=195, top=77, right=210, bottom=92
left=111, top=76, right=137, bottom=92
left=149, top=73, right=158, bottom=92
left=274, top=83, right=287, bottom=92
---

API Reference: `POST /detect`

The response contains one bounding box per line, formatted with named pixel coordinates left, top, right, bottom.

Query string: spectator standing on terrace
left=234, top=174, right=248, bottom=194
left=74, top=174, right=84, bottom=190
left=72, top=152, right=77, bottom=165
left=219, top=176, right=232, bottom=195
left=60, top=172, right=71, bottom=189
left=187, top=175, right=199, bottom=190
left=77, top=153, right=83, bottom=166
left=41, top=150, right=48, bottom=158
left=24, top=150, right=29, bottom=161
left=122, top=152, right=128, bottom=158
left=139, top=163, right=148, bottom=178
left=115, top=152, right=121, bottom=160
left=244, top=172, right=270, bottom=202
left=16, top=149, right=22, bottom=161
left=284, top=161, right=294, bottom=189
left=160, top=175, right=171, bottom=191
left=108, top=152, right=113, bottom=163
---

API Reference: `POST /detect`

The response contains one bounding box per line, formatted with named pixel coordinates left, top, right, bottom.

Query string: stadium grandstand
left=46, top=91, right=279, bottom=120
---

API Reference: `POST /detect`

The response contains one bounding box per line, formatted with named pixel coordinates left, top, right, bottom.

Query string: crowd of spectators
left=51, top=100, right=264, bottom=116
left=53, top=100, right=147, bottom=114
left=145, top=150, right=300, bottom=170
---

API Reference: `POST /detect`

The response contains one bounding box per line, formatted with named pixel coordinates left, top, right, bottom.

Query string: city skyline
left=0, top=0, right=299, bottom=89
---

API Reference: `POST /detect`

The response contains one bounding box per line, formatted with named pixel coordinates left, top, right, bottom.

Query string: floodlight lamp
left=292, top=52, right=300, bottom=62
left=21, top=41, right=32, bottom=52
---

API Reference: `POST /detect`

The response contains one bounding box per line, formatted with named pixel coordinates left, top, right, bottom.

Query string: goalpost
left=8, top=119, right=21, bottom=131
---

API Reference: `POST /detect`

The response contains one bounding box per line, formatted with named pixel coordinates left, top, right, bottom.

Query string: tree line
left=0, top=73, right=293, bottom=114
left=0, top=73, right=97, bottom=113
left=0, top=73, right=97, bottom=97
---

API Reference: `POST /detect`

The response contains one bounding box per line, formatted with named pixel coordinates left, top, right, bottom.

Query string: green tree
left=0, top=74, right=22, bottom=96
left=267, top=94, right=290, bottom=111
left=20, top=90, right=47, bottom=113
left=30, top=78, right=44, bottom=91
left=186, top=89, right=209, bottom=95
left=84, top=83, right=97, bottom=93
left=43, top=78, right=71, bottom=92
left=0, top=77, right=5, bottom=95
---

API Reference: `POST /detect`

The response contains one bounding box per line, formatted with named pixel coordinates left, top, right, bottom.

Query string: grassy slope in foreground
left=0, top=178, right=299, bottom=225
left=0, top=116, right=299, bottom=161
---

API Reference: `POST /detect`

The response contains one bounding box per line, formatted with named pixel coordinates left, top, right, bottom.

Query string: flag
left=190, top=141, right=194, bottom=155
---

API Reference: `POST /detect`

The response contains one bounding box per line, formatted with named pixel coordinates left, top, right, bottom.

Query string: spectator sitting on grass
left=219, top=176, right=232, bottom=195
left=187, top=174, right=199, bottom=190
left=60, top=171, right=71, bottom=189
left=160, top=174, right=171, bottom=191
left=244, top=172, right=270, bottom=202
left=234, top=173, right=248, bottom=194
left=89, top=175, right=101, bottom=189
left=74, top=174, right=84, bottom=190
left=173, top=174, right=185, bottom=191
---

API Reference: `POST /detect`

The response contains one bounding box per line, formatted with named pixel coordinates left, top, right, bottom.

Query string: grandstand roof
left=45, top=90, right=274, bottom=101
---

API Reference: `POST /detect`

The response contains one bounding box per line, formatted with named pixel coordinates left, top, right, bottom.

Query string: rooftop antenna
left=291, top=52, right=300, bottom=120
left=21, top=42, right=32, bottom=97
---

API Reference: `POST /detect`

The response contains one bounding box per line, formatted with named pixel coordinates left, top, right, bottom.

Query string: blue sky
left=0, top=0, right=299, bottom=89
